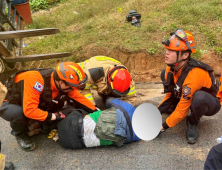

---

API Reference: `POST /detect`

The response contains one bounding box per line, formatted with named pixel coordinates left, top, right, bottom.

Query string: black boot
left=10, top=130, right=16, bottom=136
left=15, top=132, right=36, bottom=151
left=186, top=119, right=198, bottom=144
left=4, top=162, right=14, bottom=170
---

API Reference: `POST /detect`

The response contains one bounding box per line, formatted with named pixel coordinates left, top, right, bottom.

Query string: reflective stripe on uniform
left=95, top=56, right=121, bottom=64
left=77, top=62, right=84, bottom=69
left=127, top=86, right=136, bottom=95
left=84, top=93, right=93, bottom=100
left=93, top=85, right=97, bottom=89
left=85, top=83, right=92, bottom=89
left=80, top=62, right=83, bottom=67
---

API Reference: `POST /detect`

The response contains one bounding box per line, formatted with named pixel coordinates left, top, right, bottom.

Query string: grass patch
left=24, top=0, right=222, bottom=62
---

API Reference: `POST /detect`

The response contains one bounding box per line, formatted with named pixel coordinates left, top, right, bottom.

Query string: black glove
left=54, top=106, right=75, bottom=120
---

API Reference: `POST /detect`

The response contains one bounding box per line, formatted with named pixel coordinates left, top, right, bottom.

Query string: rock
left=214, top=66, right=221, bottom=76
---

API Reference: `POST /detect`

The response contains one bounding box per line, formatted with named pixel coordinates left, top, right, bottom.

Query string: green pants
left=94, top=107, right=126, bottom=146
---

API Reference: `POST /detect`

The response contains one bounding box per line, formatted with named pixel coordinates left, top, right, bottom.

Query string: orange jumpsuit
left=216, top=69, right=222, bottom=105
left=159, top=66, right=212, bottom=128
left=14, top=70, right=96, bottom=121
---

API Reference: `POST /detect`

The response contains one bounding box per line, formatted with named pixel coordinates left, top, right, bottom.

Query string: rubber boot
left=15, top=132, right=36, bottom=151
left=186, top=119, right=199, bottom=144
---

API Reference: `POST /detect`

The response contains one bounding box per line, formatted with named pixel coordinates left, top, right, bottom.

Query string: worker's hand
left=157, top=126, right=165, bottom=137
left=53, top=106, right=75, bottom=121
left=160, top=126, right=165, bottom=133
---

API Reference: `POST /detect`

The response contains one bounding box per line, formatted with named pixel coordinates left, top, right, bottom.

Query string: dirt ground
left=72, top=45, right=222, bottom=83
left=22, top=43, right=222, bottom=85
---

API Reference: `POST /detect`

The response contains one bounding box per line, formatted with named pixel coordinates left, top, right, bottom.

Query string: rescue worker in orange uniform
left=77, top=56, right=136, bottom=106
left=216, top=69, right=222, bottom=104
left=159, top=29, right=221, bottom=144
left=0, top=62, right=97, bottom=151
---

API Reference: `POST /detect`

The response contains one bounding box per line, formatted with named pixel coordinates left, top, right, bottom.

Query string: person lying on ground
left=52, top=98, right=140, bottom=149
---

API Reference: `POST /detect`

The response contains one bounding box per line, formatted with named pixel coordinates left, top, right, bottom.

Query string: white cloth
left=83, top=117, right=100, bottom=147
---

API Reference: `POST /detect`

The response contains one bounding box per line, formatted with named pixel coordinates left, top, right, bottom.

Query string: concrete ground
left=0, top=83, right=221, bottom=170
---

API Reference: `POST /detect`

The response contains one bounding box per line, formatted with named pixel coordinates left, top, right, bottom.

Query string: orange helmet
left=56, top=62, right=88, bottom=90
left=162, top=29, right=196, bottom=53
left=107, top=66, right=131, bottom=96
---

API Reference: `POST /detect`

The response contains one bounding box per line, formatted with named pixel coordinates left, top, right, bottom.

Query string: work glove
left=54, top=105, right=75, bottom=121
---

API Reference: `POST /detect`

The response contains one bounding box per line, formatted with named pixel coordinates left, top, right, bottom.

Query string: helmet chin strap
left=53, top=71, right=70, bottom=93
left=53, top=72, right=63, bottom=92
left=56, top=81, right=63, bottom=92
left=167, top=51, right=187, bottom=67
left=54, top=79, right=68, bottom=93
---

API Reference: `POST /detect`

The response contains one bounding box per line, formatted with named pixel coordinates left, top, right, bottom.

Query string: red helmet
left=56, top=62, right=88, bottom=90
left=162, top=29, right=196, bottom=53
left=107, top=66, right=131, bottom=96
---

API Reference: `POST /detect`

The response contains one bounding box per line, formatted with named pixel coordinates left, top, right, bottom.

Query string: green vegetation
left=24, top=0, right=222, bottom=61
left=30, top=0, right=49, bottom=10
left=30, top=0, right=65, bottom=10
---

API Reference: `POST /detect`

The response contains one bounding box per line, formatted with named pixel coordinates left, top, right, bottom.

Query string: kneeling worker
left=78, top=56, right=136, bottom=106
left=0, top=62, right=97, bottom=151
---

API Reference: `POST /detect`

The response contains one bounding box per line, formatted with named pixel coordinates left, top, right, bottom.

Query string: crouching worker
left=159, top=29, right=221, bottom=144
left=77, top=56, right=136, bottom=106
left=0, top=62, right=97, bottom=151
left=57, top=98, right=140, bottom=149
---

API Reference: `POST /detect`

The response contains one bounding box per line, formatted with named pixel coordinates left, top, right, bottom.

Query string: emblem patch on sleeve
left=183, top=85, right=191, bottom=100
left=33, top=82, right=43, bottom=92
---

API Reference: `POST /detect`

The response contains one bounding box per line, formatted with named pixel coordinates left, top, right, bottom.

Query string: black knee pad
left=58, top=111, right=85, bottom=149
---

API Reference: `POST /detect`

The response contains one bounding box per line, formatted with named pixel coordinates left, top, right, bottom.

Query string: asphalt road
left=0, top=95, right=221, bottom=170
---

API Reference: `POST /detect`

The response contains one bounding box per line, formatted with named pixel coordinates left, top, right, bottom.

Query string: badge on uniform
left=33, top=82, right=43, bottom=92
left=183, top=85, right=191, bottom=100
